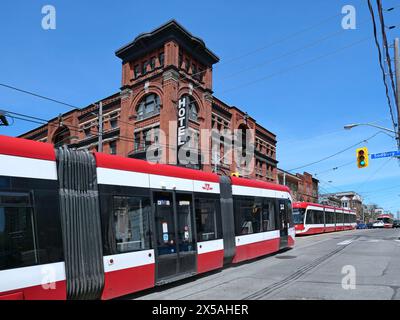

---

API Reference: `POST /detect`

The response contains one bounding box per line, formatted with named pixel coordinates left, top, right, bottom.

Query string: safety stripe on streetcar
left=0, top=154, right=57, bottom=180
left=103, top=250, right=155, bottom=273
left=96, top=167, right=220, bottom=193
left=0, top=262, right=66, bottom=292
left=236, top=230, right=280, bottom=247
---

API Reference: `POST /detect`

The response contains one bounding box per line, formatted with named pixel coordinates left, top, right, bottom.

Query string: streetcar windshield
left=292, top=208, right=305, bottom=224
left=377, top=217, right=392, bottom=224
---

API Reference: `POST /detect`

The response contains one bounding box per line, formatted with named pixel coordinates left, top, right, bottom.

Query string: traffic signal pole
left=394, top=38, right=400, bottom=149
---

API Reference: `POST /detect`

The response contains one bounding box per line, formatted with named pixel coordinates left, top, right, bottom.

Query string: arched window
left=180, top=95, right=198, bottom=121
left=189, top=102, right=198, bottom=121
left=136, top=94, right=161, bottom=121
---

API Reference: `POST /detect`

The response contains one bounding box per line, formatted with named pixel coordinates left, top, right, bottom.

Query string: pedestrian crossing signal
left=356, top=147, right=369, bottom=169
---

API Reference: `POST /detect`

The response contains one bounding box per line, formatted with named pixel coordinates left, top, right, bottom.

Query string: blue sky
left=0, top=0, right=399, bottom=216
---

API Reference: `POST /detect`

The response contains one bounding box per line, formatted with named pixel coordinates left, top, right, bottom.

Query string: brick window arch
left=136, top=93, right=161, bottom=121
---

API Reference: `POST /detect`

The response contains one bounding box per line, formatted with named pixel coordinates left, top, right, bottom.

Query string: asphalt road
left=128, top=228, right=400, bottom=300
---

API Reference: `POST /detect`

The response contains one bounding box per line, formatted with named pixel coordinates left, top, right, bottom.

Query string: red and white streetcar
left=0, top=135, right=295, bottom=300
left=374, top=214, right=394, bottom=228
left=293, top=202, right=357, bottom=236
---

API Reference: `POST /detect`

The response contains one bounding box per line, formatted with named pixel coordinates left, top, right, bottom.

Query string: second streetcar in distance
left=293, top=202, right=357, bottom=236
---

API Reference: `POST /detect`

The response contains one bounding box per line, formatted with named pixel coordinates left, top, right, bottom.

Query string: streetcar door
left=175, top=193, right=196, bottom=276
left=278, top=199, right=289, bottom=249
left=153, top=191, right=196, bottom=284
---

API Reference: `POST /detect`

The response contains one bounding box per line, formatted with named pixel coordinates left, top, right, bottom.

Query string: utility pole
left=98, top=101, right=103, bottom=152
left=213, top=148, right=217, bottom=173
left=394, top=38, right=400, bottom=148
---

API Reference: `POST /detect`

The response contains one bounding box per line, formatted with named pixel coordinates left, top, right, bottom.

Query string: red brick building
left=19, top=20, right=278, bottom=182
left=277, top=169, right=319, bottom=203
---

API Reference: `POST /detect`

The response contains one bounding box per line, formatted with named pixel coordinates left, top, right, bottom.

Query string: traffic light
left=356, top=147, right=369, bottom=168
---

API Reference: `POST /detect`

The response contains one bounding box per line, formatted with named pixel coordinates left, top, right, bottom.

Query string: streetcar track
left=243, top=236, right=360, bottom=300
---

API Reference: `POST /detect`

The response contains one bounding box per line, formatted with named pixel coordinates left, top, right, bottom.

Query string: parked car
left=393, top=220, right=400, bottom=228
left=366, top=222, right=374, bottom=229
left=356, top=222, right=367, bottom=229
left=373, top=220, right=385, bottom=228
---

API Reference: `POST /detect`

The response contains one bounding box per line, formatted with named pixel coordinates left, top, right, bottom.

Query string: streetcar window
left=234, top=197, right=263, bottom=235
left=305, top=209, right=313, bottom=224
left=287, top=200, right=294, bottom=227
left=195, top=197, right=222, bottom=242
left=324, top=211, right=329, bottom=224
left=292, top=208, right=305, bottom=224
left=262, top=199, right=276, bottom=231
left=314, top=210, right=324, bottom=224
left=113, top=196, right=151, bottom=253
left=0, top=192, right=39, bottom=271
left=377, top=217, right=391, bottom=224
left=325, top=212, right=333, bottom=224
left=0, top=192, right=31, bottom=205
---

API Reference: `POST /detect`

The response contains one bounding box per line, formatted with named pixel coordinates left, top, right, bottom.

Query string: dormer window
left=196, top=67, right=204, bottom=82
left=150, top=57, right=156, bottom=70
left=142, top=61, right=150, bottom=75
left=159, top=52, right=164, bottom=67
left=178, top=52, right=183, bottom=68
left=134, top=65, right=140, bottom=78
left=185, top=59, right=190, bottom=72
left=192, top=64, right=197, bottom=76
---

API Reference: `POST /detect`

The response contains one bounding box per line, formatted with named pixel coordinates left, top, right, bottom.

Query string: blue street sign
left=371, top=151, right=400, bottom=159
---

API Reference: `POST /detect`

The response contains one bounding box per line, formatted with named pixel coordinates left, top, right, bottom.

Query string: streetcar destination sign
left=371, top=150, right=400, bottom=159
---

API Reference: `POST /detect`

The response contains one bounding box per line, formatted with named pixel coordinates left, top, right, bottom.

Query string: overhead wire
left=286, top=131, right=383, bottom=172
left=367, top=0, right=397, bottom=132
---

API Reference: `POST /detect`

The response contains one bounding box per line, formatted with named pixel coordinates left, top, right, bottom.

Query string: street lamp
left=344, top=123, right=399, bottom=138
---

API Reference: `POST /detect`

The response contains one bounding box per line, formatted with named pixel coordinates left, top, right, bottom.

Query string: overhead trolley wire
left=286, top=131, right=383, bottom=172
left=367, top=0, right=397, bottom=131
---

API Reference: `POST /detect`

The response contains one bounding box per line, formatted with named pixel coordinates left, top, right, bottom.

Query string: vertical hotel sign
left=177, top=96, right=189, bottom=164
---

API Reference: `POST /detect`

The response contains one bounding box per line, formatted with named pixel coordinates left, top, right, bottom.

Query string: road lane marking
left=337, top=239, right=355, bottom=246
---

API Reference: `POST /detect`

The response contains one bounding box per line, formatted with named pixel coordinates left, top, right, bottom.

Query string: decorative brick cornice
left=163, top=69, right=180, bottom=82
left=121, top=88, right=132, bottom=100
